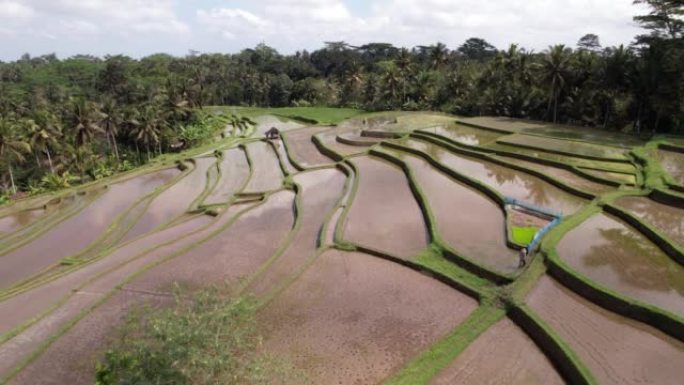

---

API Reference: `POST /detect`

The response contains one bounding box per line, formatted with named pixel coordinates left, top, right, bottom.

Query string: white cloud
left=0, top=0, right=35, bottom=19
left=0, top=0, right=650, bottom=59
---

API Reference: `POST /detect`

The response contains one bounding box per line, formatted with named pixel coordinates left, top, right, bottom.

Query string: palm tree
left=132, top=105, right=164, bottom=160
left=99, top=97, right=122, bottom=160
left=30, top=110, right=61, bottom=173
left=429, top=43, right=449, bottom=70
left=0, top=116, right=31, bottom=194
left=538, top=45, right=572, bottom=123
left=67, top=98, right=103, bottom=147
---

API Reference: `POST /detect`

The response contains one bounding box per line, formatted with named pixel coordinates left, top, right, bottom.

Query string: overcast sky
left=0, top=0, right=648, bottom=60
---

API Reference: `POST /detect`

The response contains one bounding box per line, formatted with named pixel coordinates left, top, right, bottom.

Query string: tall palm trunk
left=46, top=148, right=54, bottom=173
left=8, top=164, right=16, bottom=195
left=110, top=132, right=120, bottom=161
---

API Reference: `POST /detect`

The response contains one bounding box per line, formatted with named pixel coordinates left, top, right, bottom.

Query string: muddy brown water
left=429, top=317, right=565, bottom=385
left=271, top=139, right=298, bottom=174
left=246, top=168, right=347, bottom=297
left=123, top=158, right=214, bottom=242
left=577, top=167, right=636, bottom=185
left=258, top=250, right=478, bottom=385
left=419, top=124, right=503, bottom=146
left=0, top=213, right=214, bottom=380
left=243, top=141, right=284, bottom=193
left=282, top=126, right=335, bottom=167
left=527, top=276, right=684, bottom=385
left=557, top=213, right=684, bottom=316
left=124, top=190, right=296, bottom=294
left=494, top=155, right=614, bottom=195
left=251, top=115, right=304, bottom=135
left=615, top=196, right=684, bottom=246
left=403, top=138, right=587, bottom=215
left=344, top=156, right=429, bottom=259
left=386, top=149, right=519, bottom=273
left=657, top=149, right=684, bottom=184
left=484, top=142, right=637, bottom=174
left=2, top=194, right=293, bottom=383
left=317, top=131, right=370, bottom=158
left=0, top=214, right=213, bottom=338
left=0, top=209, right=45, bottom=236
left=0, top=169, right=179, bottom=290
left=499, top=134, right=628, bottom=160
left=203, top=148, right=250, bottom=205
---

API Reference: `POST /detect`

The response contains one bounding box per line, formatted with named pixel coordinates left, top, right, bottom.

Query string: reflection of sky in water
left=403, top=139, right=585, bottom=215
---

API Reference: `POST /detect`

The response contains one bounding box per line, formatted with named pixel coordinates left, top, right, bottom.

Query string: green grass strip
left=382, top=305, right=505, bottom=385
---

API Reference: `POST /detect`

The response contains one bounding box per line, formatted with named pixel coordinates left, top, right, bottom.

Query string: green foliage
left=95, top=287, right=308, bottom=385
left=511, top=226, right=539, bottom=245
left=40, top=172, right=77, bottom=191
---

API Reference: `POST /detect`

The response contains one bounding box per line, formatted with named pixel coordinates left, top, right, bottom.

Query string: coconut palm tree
left=132, top=105, right=164, bottom=160
left=99, top=97, right=122, bottom=161
left=0, top=116, right=31, bottom=194
left=29, top=110, right=61, bottom=173
left=538, top=45, right=572, bottom=123
left=67, top=97, right=103, bottom=147
left=429, top=43, right=449, bottom=70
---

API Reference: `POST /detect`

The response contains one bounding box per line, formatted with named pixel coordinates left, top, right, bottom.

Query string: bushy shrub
left=95, top=287, right=308, bottom=385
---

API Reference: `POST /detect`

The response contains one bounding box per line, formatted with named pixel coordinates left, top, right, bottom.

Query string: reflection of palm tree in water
left=483, top=162, right=553, bottom=207
left=584, top=227, right=684, bottom=296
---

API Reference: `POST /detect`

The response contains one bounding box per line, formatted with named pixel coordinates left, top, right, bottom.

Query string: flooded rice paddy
left=0, top=111, right=681, bottom=385
left=557, top=213, right=684, bottom=316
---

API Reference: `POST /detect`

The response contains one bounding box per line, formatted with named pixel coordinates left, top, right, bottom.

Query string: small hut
left=265, top=127, right=280, bottom=140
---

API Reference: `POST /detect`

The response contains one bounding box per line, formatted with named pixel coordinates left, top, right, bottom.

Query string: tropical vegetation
left=0, top=0, right=681, bottom=197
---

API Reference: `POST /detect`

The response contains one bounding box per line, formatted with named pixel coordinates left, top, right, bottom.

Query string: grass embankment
left=95, top=287, right=309, bottom=385
left=208, top=106, right=365, bottom=125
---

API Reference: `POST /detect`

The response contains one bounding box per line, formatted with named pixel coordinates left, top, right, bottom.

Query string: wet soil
left=344, top=156, right=429, bottom=259
left=615, top=196, right=683, bottom=246
left=124, top=190, right=296, bottom=294
left=258, top=250, right=478, bottom=385
left=657, top=149, right=684, bottom=184
left=243, top=141, right=285, bottom=193
left=527, top=276, right=684, bottom=385
left=203, top=148, right=250, bottom=205
left=557, top=213, right=684, bottom=316
left=246, top=169, right=346, bottom=297
left=389, top=150, right=519, bottom=273
left=282, top=126, right=334, bottom=167
left=252, top=114, right=305, bottom=136
left=123, top=158, right=215, bottom=241
left=0, top=214, right=213, bottom=337
left=429, top=317, right=565, bottom=385
left=8, top=290, right=170, bottom=385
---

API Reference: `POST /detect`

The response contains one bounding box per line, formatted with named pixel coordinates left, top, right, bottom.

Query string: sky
left=0, top=0, right=649, bottom=60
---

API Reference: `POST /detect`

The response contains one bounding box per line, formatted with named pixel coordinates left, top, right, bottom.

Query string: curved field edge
left=0, top=191, right=294, bottom=383
left=541, top=202, right=684, bottom=341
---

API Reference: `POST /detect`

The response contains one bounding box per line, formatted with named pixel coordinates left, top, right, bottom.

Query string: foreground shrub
left=95, top=287, right=308, bottom=385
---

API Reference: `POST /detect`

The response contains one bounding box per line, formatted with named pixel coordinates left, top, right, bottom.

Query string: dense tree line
left=0, top=0, right=681, bottom=197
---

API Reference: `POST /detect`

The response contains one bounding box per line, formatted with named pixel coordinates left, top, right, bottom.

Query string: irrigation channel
left=0, top=110, right=682, bottom=385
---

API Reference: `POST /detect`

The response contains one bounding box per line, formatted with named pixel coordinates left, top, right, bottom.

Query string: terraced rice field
left=0, top=110, right=682, bottom=385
